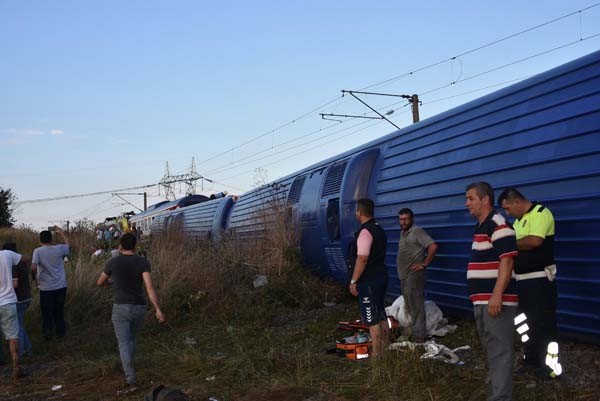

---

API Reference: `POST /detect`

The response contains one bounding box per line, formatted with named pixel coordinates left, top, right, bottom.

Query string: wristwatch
left=350, top=279, right=357, bottom=285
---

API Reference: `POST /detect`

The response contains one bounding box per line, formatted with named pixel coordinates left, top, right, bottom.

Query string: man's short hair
left=120, top=233, right=137, bottom=251
left=398, top=208, right=414, bottom=217
left=2, top=242, right=17, bottom=252
left=356, top=198, right=375, bottom=217
left=40, top=230, right=52, bottom=244
left=466, top=181, right=495, bottom=205
left=497, top=187, right=527, bottom=207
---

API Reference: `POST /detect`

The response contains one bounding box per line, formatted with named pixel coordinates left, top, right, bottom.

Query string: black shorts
left=357, top=276, right=387, bottom=326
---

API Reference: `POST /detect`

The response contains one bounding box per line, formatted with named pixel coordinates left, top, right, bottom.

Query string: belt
left=515, top=264, right=557, bottom=282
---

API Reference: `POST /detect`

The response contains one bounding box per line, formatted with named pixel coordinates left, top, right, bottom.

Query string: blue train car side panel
left=231, top=50, right=600, bottom=339
left=371, top=51, right=600, bottom=337
left=143, top=50, right=600, bottom=340
left=148, top=197, right=234, bottom=240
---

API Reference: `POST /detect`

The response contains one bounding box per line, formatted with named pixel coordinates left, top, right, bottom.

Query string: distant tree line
left=0, top=187, right=16, bottom=227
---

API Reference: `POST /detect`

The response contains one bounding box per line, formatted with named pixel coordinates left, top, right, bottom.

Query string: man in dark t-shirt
left=97, top=233, right=164, bottom=393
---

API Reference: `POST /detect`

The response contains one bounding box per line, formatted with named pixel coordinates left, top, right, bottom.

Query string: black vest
left=348, top=219, right=388, bottom=282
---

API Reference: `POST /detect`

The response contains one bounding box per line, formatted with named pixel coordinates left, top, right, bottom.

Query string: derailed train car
left=140, top=50, right=600, bottom=340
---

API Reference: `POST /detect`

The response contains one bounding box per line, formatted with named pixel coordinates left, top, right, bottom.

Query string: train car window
left=326, top=198, right=340, bottom=241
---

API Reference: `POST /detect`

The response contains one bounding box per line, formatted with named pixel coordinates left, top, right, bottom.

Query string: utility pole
left=319, top=90, right=422, bottom=129
left=410, top=94, right=420, bottom=123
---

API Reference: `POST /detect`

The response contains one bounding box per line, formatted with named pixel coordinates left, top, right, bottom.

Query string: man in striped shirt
left=465, top=182, right=518, bottom=401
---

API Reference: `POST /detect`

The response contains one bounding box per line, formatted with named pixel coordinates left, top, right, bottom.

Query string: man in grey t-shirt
left=31, top=227, right=70, bottom=340
left=396, top=208, right=438, bottom=341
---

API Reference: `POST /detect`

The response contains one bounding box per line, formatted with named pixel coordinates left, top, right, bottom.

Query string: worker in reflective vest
left=499, top=187, right=561, bottom=379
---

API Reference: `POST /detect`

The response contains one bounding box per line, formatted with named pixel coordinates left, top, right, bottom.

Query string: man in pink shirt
left=348, top=198, right=390, bottom=356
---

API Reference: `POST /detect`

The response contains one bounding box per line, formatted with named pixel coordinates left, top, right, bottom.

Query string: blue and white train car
left=223, top=50, right=600, bottom=339
left=151, top=195, right=235, bottom=241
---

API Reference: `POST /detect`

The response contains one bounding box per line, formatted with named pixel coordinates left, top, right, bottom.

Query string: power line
left=359, top=2, right=600, bottom=91
left=216, top=119, right=387, bottom=183
left=194, top=4, right=600, bottom=173
left=15, top=184, right=158, bottom=205
left=64, top=195, right=114, bottom=221
left=199, top=29, right=600, bottom=178
left=420, top=32, right=600, bottom=97
left=195, top=96, right=343, bottom=167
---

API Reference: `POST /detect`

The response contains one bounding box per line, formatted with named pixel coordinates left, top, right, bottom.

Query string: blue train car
left=151, top=196, right=235, bottom=241
left=226, top=50, right=600, bottom=339
left=129, top=194, right=209, bottom=235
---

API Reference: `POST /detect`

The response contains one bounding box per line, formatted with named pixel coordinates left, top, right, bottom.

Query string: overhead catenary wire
left=216, top=119, right=388, bottom=183
left=15, top=184, right=158, bottom=205
left=359, top=2, right=600, bottom=91
left=420, top=32, right=600, bottom=97
left=195, top=96, right=343, bottom=167
left=205, top=31, right=600, bottom=179
left=193, top=3, right=600, bottom=171
left=64, top=195, right=114, bottom=221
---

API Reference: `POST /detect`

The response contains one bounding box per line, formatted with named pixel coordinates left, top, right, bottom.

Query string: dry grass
left=1, top=209, right=599, bottom=401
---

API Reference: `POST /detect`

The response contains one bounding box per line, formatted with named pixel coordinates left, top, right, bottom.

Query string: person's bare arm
left=55, top=226, right=70, bottom=246
left=488, top=256, right=514, bottom=317
left=97, top=272, right=110, bottom=286
left=142, top=272, right=165, bottom=323
left=349, top=255, right=368, bottom=296
left=31, top=263, right=38, bottom=287
left=411, top=242, right=439, bottom=271
left=516, top=235, right=543, bottom=251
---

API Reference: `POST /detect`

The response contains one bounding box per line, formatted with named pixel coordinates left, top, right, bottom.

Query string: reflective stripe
left=515, top=264, right=557, bottom=281
left=514, top=313, right=527, bottom=325
left=521, top=334, right=529, bottom=343
left=515, top=271, right=547, bottom=281
left=545, top=342, right=562, bottom=377
left=517, top=323, right=529, bottom=335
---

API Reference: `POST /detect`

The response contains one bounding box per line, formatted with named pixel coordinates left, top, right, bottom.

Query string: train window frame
left=326, top=198, right=341, bottom=241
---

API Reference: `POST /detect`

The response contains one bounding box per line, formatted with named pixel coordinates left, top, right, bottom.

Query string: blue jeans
left=111, top=304, right=146, bottom=384
left=16, top=300, right=33, bottom=357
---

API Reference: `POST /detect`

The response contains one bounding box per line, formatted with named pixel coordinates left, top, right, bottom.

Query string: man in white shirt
left=0, top=248, right=24, bottom=379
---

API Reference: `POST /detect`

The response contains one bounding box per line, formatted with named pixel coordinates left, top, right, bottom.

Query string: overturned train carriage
left=147, top=50, right=600, bottom=340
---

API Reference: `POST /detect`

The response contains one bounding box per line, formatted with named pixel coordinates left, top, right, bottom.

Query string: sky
left=1, top=0, right=600, bottom=229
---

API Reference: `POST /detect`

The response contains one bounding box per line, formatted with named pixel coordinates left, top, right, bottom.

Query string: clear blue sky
left=2, top=1, right=599, bottom=228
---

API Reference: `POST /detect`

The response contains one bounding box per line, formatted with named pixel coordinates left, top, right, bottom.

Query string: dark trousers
left=39, top=287, right=67, bottom=339
left=516, top=278, right=558, bottom=367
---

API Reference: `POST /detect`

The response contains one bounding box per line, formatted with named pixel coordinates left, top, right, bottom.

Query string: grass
left=0, top=219, right=599, bottom=401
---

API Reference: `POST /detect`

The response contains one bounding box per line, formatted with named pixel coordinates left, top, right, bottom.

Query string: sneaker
left=117, top=383, right=138, bottom=395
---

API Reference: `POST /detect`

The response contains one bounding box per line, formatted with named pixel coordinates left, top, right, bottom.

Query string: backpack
left=144, top=385, right=189, bottom=401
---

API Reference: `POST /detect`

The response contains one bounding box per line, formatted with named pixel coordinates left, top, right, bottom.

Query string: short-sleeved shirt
left=357, top=229, right=373, bottom=256
left=396, top=224, right=434, bottom=280
left=512, top=202, right=555, bottom=274
left=104, top=254, right=151, bottom=305
left=0, top=250, right=21, bottom=306
left=32, top=244, right=70, bottom=291
left=12, top=260, right=31, bottom=302
left=467, top=211, right=518, bottom=306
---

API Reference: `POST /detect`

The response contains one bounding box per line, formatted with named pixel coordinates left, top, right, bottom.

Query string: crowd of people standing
left=0, top=227, right=164, bottom=393
left=348, top=181, right=560, bottom=401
